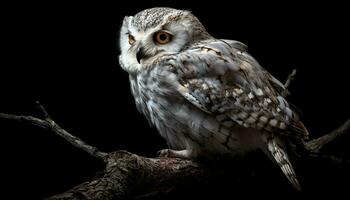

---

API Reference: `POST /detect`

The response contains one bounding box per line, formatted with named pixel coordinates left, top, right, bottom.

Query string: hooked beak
left=136, top=47, right=145, bottom=64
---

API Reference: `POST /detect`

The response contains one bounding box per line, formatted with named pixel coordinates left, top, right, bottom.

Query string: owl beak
left=136, top=47, right=145, bottom=64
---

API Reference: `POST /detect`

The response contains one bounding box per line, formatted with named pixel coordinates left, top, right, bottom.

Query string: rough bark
left=46, top=151, right=225, bottom=200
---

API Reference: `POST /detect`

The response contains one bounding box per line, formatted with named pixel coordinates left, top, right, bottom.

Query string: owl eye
left=128, top=34, right=135, bottom=45
left=154, top=31, right=172, bottom=45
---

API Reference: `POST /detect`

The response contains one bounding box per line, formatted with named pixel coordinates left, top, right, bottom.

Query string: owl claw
left=157, top=149, right=192, bottom=159
left=157, top=149, right=172, bottom=157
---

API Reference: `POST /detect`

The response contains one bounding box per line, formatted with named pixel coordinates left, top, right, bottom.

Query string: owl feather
left=170, top=39, right=306, bottom=189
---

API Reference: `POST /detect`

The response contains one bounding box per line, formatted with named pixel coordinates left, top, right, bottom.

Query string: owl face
left=119, top=8, right=211, bottom=74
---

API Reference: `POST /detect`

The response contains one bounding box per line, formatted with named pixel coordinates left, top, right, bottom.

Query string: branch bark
left=46, top=151, right=224, bottom=200
left=306, top=119, right=350, bottom=153
left=1, top=101, right=349, bottom=199
left=0, top=102, right=107, bottom=160
left=282, top=69, right=296, bottom=97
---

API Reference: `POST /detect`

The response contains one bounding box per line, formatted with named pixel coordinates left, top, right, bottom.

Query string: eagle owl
left=119, top=7, right=308, bottom=190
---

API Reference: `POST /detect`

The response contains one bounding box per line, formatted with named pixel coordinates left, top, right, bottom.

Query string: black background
left=1, top=1, right=349, bottom=199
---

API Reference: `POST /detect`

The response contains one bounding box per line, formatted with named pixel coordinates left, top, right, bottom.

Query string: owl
left=119, top=7, right=309, bottom=190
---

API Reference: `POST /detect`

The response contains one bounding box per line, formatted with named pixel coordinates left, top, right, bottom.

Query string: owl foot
left=157, top=149, right=192, bottom=159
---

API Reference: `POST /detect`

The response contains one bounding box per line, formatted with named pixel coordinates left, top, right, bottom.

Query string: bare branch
left=36, top=101, right=52, bottom=121
left=0, top=109, right=107, bottom=160
left=1, top=104, right=349, bottom=199
left=306, top=119, right=350, bottom=153
left=47, top=119, right=108, bottom=160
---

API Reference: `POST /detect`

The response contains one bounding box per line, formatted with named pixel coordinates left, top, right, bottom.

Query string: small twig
left=282, top=69, right=297, bottom=97
left=48, top=119, right=108, bottom=160
left=306, top=119, right=350, bottom=153
left=36, top=101, right=52, bottom=120
left=284, top=69, right=297, bottom=89
left=0, top=104, right=107, bottom=160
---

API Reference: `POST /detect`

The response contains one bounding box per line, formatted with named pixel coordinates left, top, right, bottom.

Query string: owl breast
left=129, top=65, right=263, bottom=158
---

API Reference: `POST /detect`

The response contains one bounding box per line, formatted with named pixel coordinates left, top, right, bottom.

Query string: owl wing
left=171, top=39, right=308, bottom=140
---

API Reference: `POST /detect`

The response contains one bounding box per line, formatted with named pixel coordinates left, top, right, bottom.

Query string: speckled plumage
left=132, top=8, right=180, bottom=30
left=119, top=7, right=308, bottom=190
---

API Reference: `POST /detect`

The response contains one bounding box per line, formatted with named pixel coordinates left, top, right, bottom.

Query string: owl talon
left=157, top=149, right=172, bottom=157
left=157, top=149, right=192, bottom=159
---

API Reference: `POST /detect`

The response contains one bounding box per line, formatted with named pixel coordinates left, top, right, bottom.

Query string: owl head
left=119, top=7, right=211, bottom=74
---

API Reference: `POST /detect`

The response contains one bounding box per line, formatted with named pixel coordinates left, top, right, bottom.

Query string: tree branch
left=46, top=151, right=222, bottom=200
left=306, top=119, right=350, bottom=153
left=0, top=102, right=107, bottom=160
left=1, top=103, right=349, bottom=199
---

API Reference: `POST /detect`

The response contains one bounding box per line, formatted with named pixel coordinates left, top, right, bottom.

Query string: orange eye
left=128, top=34, right=135, bottom=45
left=154, top=31, right=172, bottom=44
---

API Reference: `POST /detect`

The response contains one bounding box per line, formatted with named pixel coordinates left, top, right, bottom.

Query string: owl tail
left=265, top=133, right=301, bottom=190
